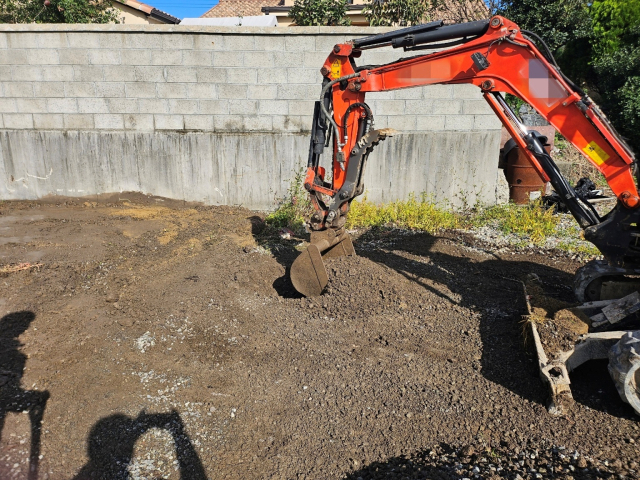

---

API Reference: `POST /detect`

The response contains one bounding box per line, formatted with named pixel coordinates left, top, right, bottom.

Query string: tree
left=363, top=0, right=430, bottom=27
left=0, top=0, right=119, bottom=24
left=289, top=0, right=350, bottom=26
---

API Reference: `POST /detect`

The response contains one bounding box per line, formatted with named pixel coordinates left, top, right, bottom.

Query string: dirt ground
left=0, top=195, right=639, bottom=480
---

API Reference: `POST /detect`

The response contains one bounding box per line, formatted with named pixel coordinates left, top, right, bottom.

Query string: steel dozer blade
left=290, top=229, right=355, bottom=297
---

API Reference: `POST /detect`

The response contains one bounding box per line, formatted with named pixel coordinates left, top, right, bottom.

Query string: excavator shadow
left=353, top=229, right=634, bottom=418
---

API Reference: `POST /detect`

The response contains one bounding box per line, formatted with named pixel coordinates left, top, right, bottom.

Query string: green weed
left=265, top=170, right=313, bottom=233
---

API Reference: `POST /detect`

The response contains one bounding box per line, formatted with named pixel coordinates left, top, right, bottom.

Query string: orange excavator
left=290, top=15, right=640, bottom=304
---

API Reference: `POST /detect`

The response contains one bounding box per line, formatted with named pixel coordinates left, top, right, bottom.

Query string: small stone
left=577, top=458, right=587, bottom=469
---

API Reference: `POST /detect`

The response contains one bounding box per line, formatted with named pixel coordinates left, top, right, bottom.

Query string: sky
left=150, top=0, right=218, bottom=20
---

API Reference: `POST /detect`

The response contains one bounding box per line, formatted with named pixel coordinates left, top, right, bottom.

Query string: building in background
left=111, top=0, right=180, bottom=24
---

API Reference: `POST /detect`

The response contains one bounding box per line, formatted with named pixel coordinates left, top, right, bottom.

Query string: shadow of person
left=0, top=311, right=49, bottom=480
left=72, top=410, right=207, bottom=480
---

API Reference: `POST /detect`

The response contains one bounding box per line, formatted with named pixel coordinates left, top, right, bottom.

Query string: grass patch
left=265, top=170, right=313, bottom=233
left=472, top=200, right=560, bottom=244
left=346, top=194, right=462, bottom=233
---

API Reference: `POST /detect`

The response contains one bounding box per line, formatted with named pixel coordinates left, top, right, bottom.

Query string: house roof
left=115, top=0, right=181, bottom=24
left=202, top=0, right=279, bottom=18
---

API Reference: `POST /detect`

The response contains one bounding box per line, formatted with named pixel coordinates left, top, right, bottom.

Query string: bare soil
left=0, top=195, right=639, bottom=480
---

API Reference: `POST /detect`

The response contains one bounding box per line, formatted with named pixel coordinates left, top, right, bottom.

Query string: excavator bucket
left=290, top=230, right=355, bottom=297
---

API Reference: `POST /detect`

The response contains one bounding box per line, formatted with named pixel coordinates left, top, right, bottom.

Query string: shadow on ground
left=0, top=311, right=49, bottom=480
left=72, top=410, right=206, bottom=480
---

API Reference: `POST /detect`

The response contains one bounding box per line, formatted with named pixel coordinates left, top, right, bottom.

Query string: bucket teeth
left=290, top=232, right=355, bottom=297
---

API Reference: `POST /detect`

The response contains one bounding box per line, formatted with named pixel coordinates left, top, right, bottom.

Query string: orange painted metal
left=318, top=15, right=638, bottom=207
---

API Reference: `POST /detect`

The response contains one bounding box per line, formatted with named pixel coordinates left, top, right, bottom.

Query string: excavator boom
left=291, top=15, right=640, bottom=301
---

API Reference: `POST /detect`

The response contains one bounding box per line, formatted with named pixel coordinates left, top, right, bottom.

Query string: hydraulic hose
left=342, top=102, right=374, bottom=145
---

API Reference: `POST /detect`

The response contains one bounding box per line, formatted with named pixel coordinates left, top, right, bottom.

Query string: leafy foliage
left=0, top=0, right=118, bottom=24
left=289, top=0, right=350, bottom=26
left=363, top=0, right=429, bottom=27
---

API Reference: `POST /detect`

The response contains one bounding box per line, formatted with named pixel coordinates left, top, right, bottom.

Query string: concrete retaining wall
left=0, top=24, right=504, bottom=209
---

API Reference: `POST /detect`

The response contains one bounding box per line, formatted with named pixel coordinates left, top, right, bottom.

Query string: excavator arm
left=291, top=16, right=640, bottom=299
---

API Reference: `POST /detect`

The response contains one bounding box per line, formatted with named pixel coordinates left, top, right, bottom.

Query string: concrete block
left=212, top=51, right=244, bottom=67
left=122, top=49, right=151, bottom=65
left=444, top=115, right=474, bottom=130
left=217, top=84, right=247, bottom=99
left=199, top=100, right=229, bottom=115
left=187, top=83, right=217, bottom=100
left=77, top=98, right=108, bottom=114
left=183, top=50, right=213, bottom=66
left=0, top=49, right=27, bottom=65
left=43, top=65, right=75, bottom=82
left=94, top=114, right=124, bottom=130
left=166, top=68, right=197, bottom=83
left=0, top=98, right=17, bottom=113
left=286, top=68, right=319, bottom=84
left=163, top=34, right=193, bottom=50
left=227, top=68, right=258, bottom=84
left=33, top=82, right=64, bottom=98
left=285, top=35, right=315, bottom=52
left=88, top=49, right=121, bottom=66
left=168, top=99, right=199, bottom=114
left=244, top=51, right=275, bottom=68
left=0, top=33, right=6, bottom=49
left=375, top=100, right=406, bottom=115
left=6, top=33, right=38, bottom=49
left=184, top=115, right=214, bottom=131
left=258, top=100, right=288, bottom=115
left=3, top=114, right=33, bottom=129
left=125, top=82, right=157, bottom=98
left=473, top=114, right=502, bottom=130
left=416, top=115, right=445, bottom=131
left=107, top=98, right=139, bottom=114
left=64, top=82, right=96, bottom=98
left=273, top=115, right=312, bottom=133
left=303, top=51, right=328, bottom=68
left=95, top=82, right=126, bottom=98
left=11, top=66, right=43, bottom=82
left=68, top=33, right=101, bottom=49
left=423, top=84, right=453, bottom=99
left=33, top=114, right=64, bottom=129
left=3, top=82, right=34, bottom=97
left=36, top=33, right=68, bottom=49
left=405, top=100, right=433, bottom=115
left=124, top=33, right=163, bottom=49
left=228, top=99, right=258, bottom=115
left=224, top=36, right=255, bottom=51
left=273, top=51, right=300, bottom=66
left=151, top=49, right=181, bottom=65
left=74, top=65, right=105, bottom=82
left=255, top=36, right=285, bottom=51
left=63, top=114, right=94, bottom=129
left=156, top=83, right=186, bottom=99
left=276, top=84, right=317, bottom=100
left=452, top=83, right=482, bottom=99
left=288, top=100, right=315, bottom=116
left=257, top=68, right=282, bottom=84
left=124, top=114, right=154, bottom=131
left=47, top=98, right=79, bottom=114
left=389, top=115, right=417, bottom=131
left=244, top=115, right=273, bottom=131
left=247, top=85, right=277, bottom=100
left=463, top=99, right=492, bottom=115
left=104, top=66, right=135, bottom=82
left=432, top=99, right=462, bottom=114
left=213, top=115, right=244, bottom=132
left=58, top=49, right=89, bottom=65
left=99, top=33, right=124, bottom=49
left=393, top=88, right=423, bottom=100
left=139, top=99, right=169, bottom=113
left=27, top=49, right=59, bottom=65
left=0, top=68, right=11, bottom=81
left=315, top=36, right=342, bottom=53
left=366, top=90, right=395, bottom=100
left=16, top=98, right=46, bottom=113
left=194, top=35, right=226, bottom=50
left=154, top=114, right=184, bottom=130
left=196, top=67, right=227, bottom=83
left=134, top=66, right=166, bottom=82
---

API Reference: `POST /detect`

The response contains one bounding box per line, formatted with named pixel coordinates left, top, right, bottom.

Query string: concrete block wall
left=0, top=24, right=503, bottom=209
